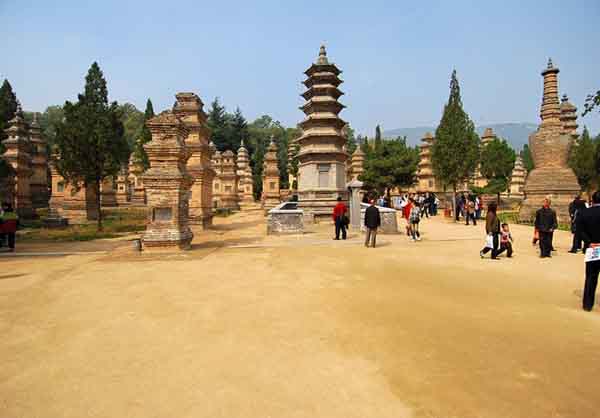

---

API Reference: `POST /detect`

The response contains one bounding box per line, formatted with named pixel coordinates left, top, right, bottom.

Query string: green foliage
left=520, top=143, right=534, bottom=172
left=431, top=70, right=480, bottom=192
left=0, top=79, right=18, bottom=149
left=54, top=62, right=129, bottom=230
left=132, top=99, right=154, bottom=170
left=230, top=107, right=248, bottom=151
left=480, top=137, right=516, bottom=197
left=360, top=137, right=419, bottom=196
left=569, top=126, right=598, bottom=194
left=119, top=102, right=144, bottom=151
left=345, top=124, right=357, bottom=154
left=207, top=97, right=229, bottom=151
left=582, top=89, right=600, bottom=117
left=374, top=124, right=383, bottom=151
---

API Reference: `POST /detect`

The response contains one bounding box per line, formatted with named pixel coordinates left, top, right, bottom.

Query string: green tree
left=431, top=70, right=480, bottom=216
left=374, top=124, right=383, bottom=151
left=229, top=107, right=248, bottom=152
left=119, top=102, right=144, bottom=151
left=54, top=62, right=129, bottom=230
left=207, top=97, right=228, bottom=151
left=569, top=126, right=597, bottom=199
left=582, top=89, right=600, bottom=117
left=480, top=138, right=516, bottom=203
left=360, top=137, right=419, bottom=201
left=344, top=124, right=357, bottom=154
left=132, top=99, right=154, bottom=170
left=0, top=79, right=18, bottom=146
left=521, top=143, right=534, bottom=172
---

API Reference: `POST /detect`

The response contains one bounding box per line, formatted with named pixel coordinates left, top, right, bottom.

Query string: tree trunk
left=96, top=179, right=103, bottom=232
left=497, top=192, right=501, bottom=207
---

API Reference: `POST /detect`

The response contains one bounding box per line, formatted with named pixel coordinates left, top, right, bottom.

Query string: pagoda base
left=189, top=210, right=213, bottom=229
left=298, top=188, right=348, bottom=223
left=142, top=228, right=193, bottom=252
left=519, top=167, right=580, bottom=223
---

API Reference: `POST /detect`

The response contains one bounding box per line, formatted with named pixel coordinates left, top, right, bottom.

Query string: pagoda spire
left=540, top=57, right=561, bottom=128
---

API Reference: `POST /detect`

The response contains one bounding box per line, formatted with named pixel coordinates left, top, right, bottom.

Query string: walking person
left=465, top=198, right=476, bottom=226
left=535, top=197, right=558, bottom=258
left=0, top=202, right=18, bottom=252
left=364, top=199, right=381, bottom=248
left=480, top=202, right=501, bottom=260
left=496, top=223, right=514, bottom=258
left=332, top=197, right=348, bottom=240
left=577, top=191, right=600, bottom=311
left=568, top=194, right=587, bottom=253
left=409, top=201, right=421, bottom=241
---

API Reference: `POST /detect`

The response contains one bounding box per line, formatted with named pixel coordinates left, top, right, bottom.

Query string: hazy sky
left=1, top=0, right=599, bottom=136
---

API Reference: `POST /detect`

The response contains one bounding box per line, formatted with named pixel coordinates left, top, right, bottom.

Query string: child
left=497, top=223, right=513, bottom=258
left=409, top=202, right=421, bottom=241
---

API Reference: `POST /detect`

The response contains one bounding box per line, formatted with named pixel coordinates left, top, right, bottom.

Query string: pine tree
left=345, top=124, right=357, bottom=154
left=0, top=79, right=19, bottom=146
left=374, top=124, right=383, bottom=151
left=229, top=107, right=248, bottom=152
left=521, top=144, right=534, bottom=172
left=569, top=126, right=597, bottom=199
left=54, top=62, right=129, bottom=230
left=431, top=70, right=480, bottom=215
left=207, top=97, right=228, bottom=151
left=480, top=138, right=516, bottom=203
left=133, top=99, right=154, bottom=170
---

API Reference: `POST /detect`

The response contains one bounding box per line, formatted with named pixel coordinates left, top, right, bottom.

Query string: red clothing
left=332, top=202, right=347, bottom=220
left=402, top=202, right=413, bottom=219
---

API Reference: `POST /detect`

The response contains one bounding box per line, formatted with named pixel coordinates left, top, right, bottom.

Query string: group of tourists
left=479, top=202, right=513, bottom=260
left=455, top=193, right=482, bottom=225
left=332, top=196, right=381, bottom=248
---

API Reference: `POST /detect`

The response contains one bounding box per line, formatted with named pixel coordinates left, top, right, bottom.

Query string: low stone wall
left=267, top=202, right=304, bottom=235
left=360, top=203, right=398, bottom=234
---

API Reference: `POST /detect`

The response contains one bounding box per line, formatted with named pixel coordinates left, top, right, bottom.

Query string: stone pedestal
left=360, top=203, right=398, bottom=234
left=267, top=202, right=304, bottom=234
left=141, top=111, right=193, bottom=251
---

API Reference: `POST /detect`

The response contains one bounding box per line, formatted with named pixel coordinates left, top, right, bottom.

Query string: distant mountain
left=383, top=123, right=538, bottom=150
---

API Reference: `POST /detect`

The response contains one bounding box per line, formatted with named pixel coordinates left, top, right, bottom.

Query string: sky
left=1, top=0, right=599, bottom=136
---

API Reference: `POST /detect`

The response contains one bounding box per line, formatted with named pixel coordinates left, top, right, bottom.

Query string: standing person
left=402, top=197, right=413, bottom=238
left=474, top=196, right=481, bottom=220
left=577, top=191, right=600, bottom=311
left=534, top=197, right=558, bottom=258
left=480, top=202, right=501, bottom=260
left=0, top=202, right=18, bottom=252
left=568, top=195, right=587, bottom=253
left=409, top=202, right=421, bottom=241
left=332, top=197, right=348, bottom=240
left=433, top=194, right=439, bottom=216
left=496, top=223, right=514, bottom=258
left=465, top=198, right=476, bottom=226
left=454, top=194, right=462, bottom=222
left=364, top=199, right=381, bottom=248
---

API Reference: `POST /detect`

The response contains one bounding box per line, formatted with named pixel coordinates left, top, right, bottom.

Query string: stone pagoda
left=348, top=147, right=365, bottom=181
left=28, top=114, right=49, bottom=209
left=218, top=150, right=239, bottom=210
left=417, top=132, right=439, bottom=192
left=115, top=164, right=130, bottom=205
left=261, top=136, right=280, bottom=213
left=2, top=110, right=34, bottom=218
left=141, top=111, right=193, bottom=251
left=128, top=156, right=146, bottom=206
left=100, top=178, right=118, bottom=207
left=236, top=139, right=254, bottom=206
left=519, top=59, right=580, bottom=222
left=297, top=45, right=349, bottom=221
left=173, top=92, right=215, bottom=227
left=559, top=94, right=578, bottom=141
left=509, top=156, right=526, bottom=198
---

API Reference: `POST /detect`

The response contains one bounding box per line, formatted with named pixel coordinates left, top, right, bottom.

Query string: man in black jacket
left=364, top=200, right=381, bottom=248
left=568, top=195, right=588, bottom=253
left=534, top=197, right=558, bottom=258
left=576, top=191, right=600, bottom=311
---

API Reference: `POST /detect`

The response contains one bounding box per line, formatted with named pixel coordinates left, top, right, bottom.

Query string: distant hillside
left=383, top=123, right=538, bottom=150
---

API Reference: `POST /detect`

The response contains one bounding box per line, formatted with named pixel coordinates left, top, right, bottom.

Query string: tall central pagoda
left=297, top=45, right=349, bottom=221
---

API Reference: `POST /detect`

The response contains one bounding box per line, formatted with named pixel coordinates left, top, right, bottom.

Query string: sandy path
left=0, top=210, right=598, bottom=418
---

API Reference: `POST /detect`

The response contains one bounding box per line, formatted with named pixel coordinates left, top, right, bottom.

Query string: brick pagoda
left=297, top=45, right=348, bottom=221
left=236, top=139, right=254, bottom=206
left=261, top=136, right=280, bottom=213
left=28, top=114, right=49, bottom=209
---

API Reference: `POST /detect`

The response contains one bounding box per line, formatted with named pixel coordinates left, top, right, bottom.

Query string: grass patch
left=19, top=208, right=147, bottom=242
left=498, top=210, right=570, bottom=231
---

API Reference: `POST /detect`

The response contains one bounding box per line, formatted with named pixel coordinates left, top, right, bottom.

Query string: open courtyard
left=1, top=210, right=599, bottom=418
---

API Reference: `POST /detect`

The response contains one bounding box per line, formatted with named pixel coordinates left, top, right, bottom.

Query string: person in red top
left=402, top=198, right=413, bottom=237
left=332, top=197, right=348, bottom=240
left=0, top=202, right=18, bottom=252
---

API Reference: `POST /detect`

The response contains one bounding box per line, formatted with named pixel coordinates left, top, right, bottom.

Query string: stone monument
left=141, top=111, right=193, bottom=251
left=2, top=111, right=34, bottom=218
left=417, top=132, right=440, bottom=192
left=173, top=93, right=215, bottom=227
left=236, top=139, right=254, bottom=207
left=128, top=156, right=146, bottom=206
left=297, top=45, right=349, bottom=221
left=519, top=59, right=580, bottom=222
left=509, top=156, right=526, bottom=198
left=261, top=137, right=281, bottom=213
left=115, top=164, right=130, bottom=206
left=28, top=114, right=49, bottom=209
left=219, top=150, right=239, bottom=210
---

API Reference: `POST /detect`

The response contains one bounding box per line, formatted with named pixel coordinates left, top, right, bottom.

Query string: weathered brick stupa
left=218, top=150, right=239, bottom=210
left=509, top=156, right=526, bottom=197
left=519, top=59, right=580, bottom=222
left=173, top=92, right=215, bottom=227
left=28, top=114, right=49, bottom=209
left=236, top=139, right=254, bottom=207
left=261, top=136, right=281, bottom=213
left=2, top=110, right=34, bottom=218
left=417, top=132, right=440, bottom=192
left=297, top=45, right=349, bottom=221
left=141, top=111, right=193, bottom=251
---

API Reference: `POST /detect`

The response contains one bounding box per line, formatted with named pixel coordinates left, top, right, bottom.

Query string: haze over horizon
left=1, top=0, right=599, bottom=136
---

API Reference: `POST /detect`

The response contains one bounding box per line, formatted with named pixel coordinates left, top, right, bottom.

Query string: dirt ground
left=1, top=209, right=599, bottom=418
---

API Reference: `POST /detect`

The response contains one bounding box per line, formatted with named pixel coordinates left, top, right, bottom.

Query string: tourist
left=432, top=194, right=439, bottom=216
left=475, top=196, right=482, bottom=220
left=409, top=201, right=421, bottom=241
left=402, top=197, right=413, bottom=237
left=0, top=202, right=18, bottom=252
left=480, top=202, right=500, bottom=260
left=496, top=223, right=514, bottom=258
left=332, top=197, right=348, bottom=240
left=576, top=191, right=600, bottom=311
left=465, top=198, right=476, bottom=226
left=364, top=199, right=381, bottom=248
left=420, top=194, right=429, bottom=219
left=534, top=197, right=558, bottom=258
left=454, top=194, right=462, bottom=222
left=568, top=194, right=587, bottom=253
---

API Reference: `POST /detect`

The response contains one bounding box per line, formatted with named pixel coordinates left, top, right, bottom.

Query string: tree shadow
left=0, top=273, right=28, bottom=280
